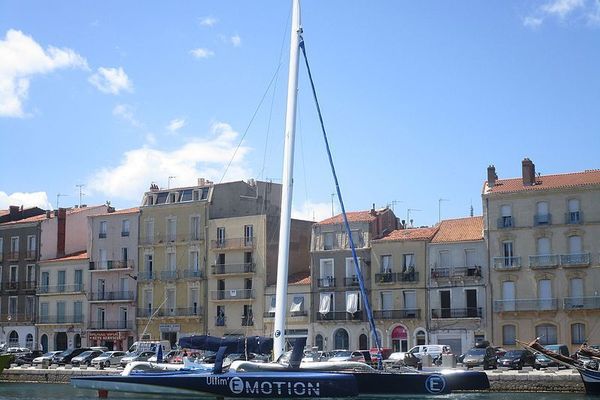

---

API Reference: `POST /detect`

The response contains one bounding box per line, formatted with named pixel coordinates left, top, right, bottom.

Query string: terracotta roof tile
left=484, top=169, right=600, bottom=194
left=41, top=250, right=88, bottom=263
left=0, top=205, right=106, bottom=225
left=316, top=210, right=378, bottom=225
left=431, top=216, right=483, bottom=243
left=288, top=271, right=310, bottom=285
left=376, top=227, right=438, bottom=242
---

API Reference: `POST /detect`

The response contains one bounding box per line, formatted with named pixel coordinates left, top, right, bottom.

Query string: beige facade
left=484, top=161, right=600, bottom=353
left=371, top=227, right=436, bottom=352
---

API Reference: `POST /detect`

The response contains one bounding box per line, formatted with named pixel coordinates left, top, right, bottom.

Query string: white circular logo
left=275, top=330, right=281, bottom=338
left=425, top=375, right=446, bottom=394
left=229, top=377, right=244, bottom=394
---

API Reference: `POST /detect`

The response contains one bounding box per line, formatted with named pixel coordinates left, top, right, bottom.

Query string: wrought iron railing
left=493, top=298, right=558, bottom=312
left=373, top=309, right=421, bottom=319
left=431, top=307, right=482, bottom=318
left=493, top=256, right=521, bottom=270
left=211, top=263, right=255, bottom=275
left=210, top=289, right=254, bottom=300
left=529, top=255, right=559, bottom=269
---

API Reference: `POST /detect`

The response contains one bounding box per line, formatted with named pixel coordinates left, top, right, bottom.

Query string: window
left=502, top=241, right=514, bottom=266
left=269, top=296, right=276, bottom=313
left=99, top=248, right=108, bottom=269
left=502, top=325, right=516, bottom=345
left=537, top=237, right=551, bottom=255
left=403, top=253, right=415, bottom=272
left=121, top=219, right=130, bottom=236
left=0, top=237, right=3, bottom=254
left=26, top=264, right=35, bottom=285
left=97, top=308, right=105, bottom=328
left=319, top=293, right=333, bottom=314
left=74, top=301, right=83, bottom=322
left=216, top=227, right=225, bottom=245
left=320, top=259, right=334, bottom=287
left=143, top=289, right=153, bottom=314
left=166, top=288, right=176, bottom=315
left=403, top=290, right=417, bottom=317
left=57, top=301, right=66, bottom=323
left=465, top=249, right=477, bottom=267
left=536, top=324, right=557, bottom=345
left=349, top=230, right=362, bottom=248
left=190, top=251, right=199, bottom=272
left=9, top=296, right=17, bottom=315
left=345, top=257, right=359, bottom=279
left=57, top=270, right=66, bottom=292
left=535, top=201, right=550, bottom=225
left=323, top=232, right=334, bottom=250
left=10, top=236, right=19, bottom=258
left=74, top=269, right=83, bottom=291
left=26, top=296, right=34, bottom=319
left=381, top=292, right=393, bottom=312
left=500, top=204, right=512, bottom=228
left=144, top=254, right=153, bottom=273
left=190, top=287, right=200, bottom=314
left=438, top=251, right=450, bottom=267
left=40, top=302, right=49, bottom=320
left=121, top=247, right=128, bottom=263
left=26, top=235, right=36, bottom=255
left=416, top=330, right=426, bottom=346
left=345, top=292, right=360, bottom=313
left=180, top=189, right=193, bottom=202
left=538, top=279, right=552, bottom=310
left=290, top=296, right=304, bottom=313
left=381, top=255, right=392, bottom=273
left=41, top=271, right=49, bottom=292
left=572, top=323, right=585, bottom=345
left=9, top=265, right=17, bottom=286
left=190, top=216, right=200, bottom=240
left=99, top=221, right=107, bottom=238
left=502, top=281, right=516, bottom=311
left=167, top=218, right=176, bottom=242
left=167, top=251, right=176, bottom=271
left=145, top=219, right=154, bottom=242
left=568, top=235, right=582, bottom=254
left=334, top=328, right=349, bottom=350
left=567, top=199, right=581, bottom=224
left=244, top=225, right=253, bottom=246
left=216, top=305, right=226, bottom=325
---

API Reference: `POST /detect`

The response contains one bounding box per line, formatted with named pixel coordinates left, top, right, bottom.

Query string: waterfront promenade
left=0, top=364, right=585, bottom=393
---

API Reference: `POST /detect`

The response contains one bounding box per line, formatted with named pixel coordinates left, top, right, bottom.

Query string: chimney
left=370, top=203, right=377, bottom=216
left=57, top=208, right=67, bottom=258
left=522, top=158, right=536, bottom=186
left=46, top=210, right=52, bottom=219
left=9, top=205, right=20, bottom=219
left=198, top=178, right=206, bottom=187
left=487, top=165, right=497, bottom=188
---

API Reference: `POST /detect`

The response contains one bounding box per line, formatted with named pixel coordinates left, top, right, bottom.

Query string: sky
left=1, top=0, right=599, bottom=227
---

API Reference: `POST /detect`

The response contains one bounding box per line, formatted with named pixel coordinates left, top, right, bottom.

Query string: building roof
left=316, top=210, right=380, bottom=226
left=375, top=226, right=438, bottom=242
left=0, top=205, right=105, bottom=226
left=289, top=271, right=310, bottom=285
left=431, top=216, right=483, bottom=243
left=484, top=169, right=600, bottom=195
left=94, top=206, right=140, bottom=216
left=40, top=250, right=88, bottom=263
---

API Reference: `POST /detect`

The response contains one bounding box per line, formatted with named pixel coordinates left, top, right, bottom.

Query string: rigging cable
left=299, top=37, right=383, bottom=368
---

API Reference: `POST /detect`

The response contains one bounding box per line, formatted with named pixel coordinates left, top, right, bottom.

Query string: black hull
left=580, top=368, right=600, bottom=395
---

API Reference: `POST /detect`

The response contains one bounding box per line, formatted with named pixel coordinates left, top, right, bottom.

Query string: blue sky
left=1, top=0, right=599, bottom=226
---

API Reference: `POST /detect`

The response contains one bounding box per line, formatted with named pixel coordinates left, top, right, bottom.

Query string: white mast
left=273, top=0, right=302, bottom=361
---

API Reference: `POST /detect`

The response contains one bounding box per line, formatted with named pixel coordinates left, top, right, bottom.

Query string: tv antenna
left=56, top=193, right=68, bottom=210
left=75, top=184, right=86, bottom=207
left=406, top=208, right=422, bottom=227
left=438, top=198, right=449, bottom=223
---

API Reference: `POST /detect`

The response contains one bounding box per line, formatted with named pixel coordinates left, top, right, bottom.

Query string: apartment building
left=87, top=207, right=140, bottom=351
left=427, top=216, right=487, bottom=355
left=137, top=182, right=211, bottom=347
left=37, top=251, right=89, bottom=352
left=484, top=159, right=600, bottom=353
left=371, top=226, right=437, bottom=352
left=311, top=207, right=397, bottom=351
left=207, top=180, right=312, bottom=339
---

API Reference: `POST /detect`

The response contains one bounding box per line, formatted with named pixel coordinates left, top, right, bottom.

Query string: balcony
left=88, top=320, right=134, bottom=330
left=431, top=307, right=482, bottom=319
left=99, top=232, right=107, bottom=239
left=38, top=284, right=84, bottom=294
left=89, top=260, right=134, bottom=271
left=210, top=289, right=254, bottom=301
left=211, top=263, right=255, bottom=275
left=121, top=231, right=130, bottom=237
left=160, top=270, right=180, bottom=280
left=263, top=310, right=307, bottom=318
left=7, top=251, right=19, bottom=261
left=497, top=216, right=514, bottom=229
left=317, top=277, right=336, bottom=288
left=2, top=281, right=36, bottom=292
left=140, top=233, right=205, bottom=245
left=565, top=211, right=583, bottom=225
left=534, top=213, right=552, bottom=226
left=493, top=256, right=521, bottom=271
left=564, top=296, right=600, bottom=310
left=373, top=309, right=421, bottom=319
left=493, top=298, right=558, bottom=312
left=38, top=315, right=85, bottom=324
left=88, top=291, right=135, bottom=302
left=560, top=253, right=590, bottom=267
left=431, top=266, right=482, bottom=280
left=182, top=269, right=204, bottom=279
left=0, top=313, right=36, bottom=323
left=25, top=250, right=36, bottom=260
left=529, top=254, right=559, bottom=269
left=375, top=271, right=419, bottom=284
left=158, top=307, right=203, bottom=317
left=210, top=237, right=255, bottom=250
left=138, top=270, right=154, bottom=281
left=241, top=316, right=254, bottom=326
left=3, top=281, right=19, bottom=291
left=344, top=276, right=360, bottom=287
left=316, top=310, right=364, bottom=322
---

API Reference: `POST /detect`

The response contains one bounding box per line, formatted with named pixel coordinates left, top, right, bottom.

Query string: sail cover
left=178, top=335, right=273, bottom=354
left=319, top=294, right=331, bottom=314
left=346, top=293, right=359, bottom=313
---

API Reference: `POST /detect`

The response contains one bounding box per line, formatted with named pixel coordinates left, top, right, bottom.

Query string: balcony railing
left=315, top=310, right=364, bottom=322
left=138, top=270, right=154, bottom=281
left=38, top=284, right=84, bottom=294
left=158, top=307, right=203, bottom=317
left=211, top=263, right=256, bottom=275
left=534, top=213, right=552, bottom=226
left=263, top=310, right=307, bottom=318
left=0, top=313, right=36, bottom=323
left=89, top=260, right=134, bottom=270
left=565, top=211, right=583, bottom=225
left=182, top=269, right=204, bottom=279
left=215, top=316, right=226, bottom=326
left=210, top=289, right=254, bottom=300
left=140, top=233, right=205, bottom=245
left=241, top=316, right=254, bottom=326
left=564, top=296, right=600, bottom=310
left=88, top=291, right=135, bottom=301
left=431, top=307, right=482, bottom=319
left=210, top=237, right=255, bottom=250
left=25, top=250, right=36, bottom=260
left=493, top=256, right=521, bottom=270
left=160, top=270, right=180, bottom=280
left=88, top=320, right=134, bottom=330
left=38, top=315, right=85, bottom=324
left=497, top=216, right=514, bottom=229
left=375, top=271, right=419, bottom=284
left=317, top=277, right=336, bottom=288
left=373, top=309, right=421, bottom=319
left=7, top=251, right=19, bottom=261
left=121, top=231, right=130, bottom=237
left=344, top=276, right=360, bottom=287
left=431, top=266, right=482, bottom=279
left=3, top=281, right=37, bottom=291
left=99, top=232, right=107, bottom=238
left=560, top=253, right=590, bottom=267
left=493, top=298, right=558, bottom=312
left=529, top=254, right=559, bottom=269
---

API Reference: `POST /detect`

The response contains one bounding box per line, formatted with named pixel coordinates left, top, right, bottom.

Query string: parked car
left=328, top=350, right=366, bottom=363
left=52, top=348, right=92, bottom=365
left=494, top=347, right=508, bottom=358
left=71, top=350, right=104, bottom=367
left=6, top=347, right=31, bottom=357
left=544, top=344, right=570, bottom=358
left=14, top=350, right=44, bottom=366
left=462, top=346, right=498, bottom=369
left=407, top=344, right=451, bottom=360
left=91, top=351, right=127, bottom=368
left=32, top=351, right=62, bottom=365
left=119, top=351, right=155, bottom=367
left=498, top=349, right=536, bottom=369
left=534, top=353, right=560, bottom=370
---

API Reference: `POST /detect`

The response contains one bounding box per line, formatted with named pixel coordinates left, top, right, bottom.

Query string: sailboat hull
left=579, top=367, right=600, bottom=395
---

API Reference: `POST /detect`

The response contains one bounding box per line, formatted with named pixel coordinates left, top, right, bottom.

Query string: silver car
left=91, top=351, right=127, bottom=368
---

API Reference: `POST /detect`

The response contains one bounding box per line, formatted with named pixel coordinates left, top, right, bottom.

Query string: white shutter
left=569, top=236, right=582, bottom=254
left=568, top=199, right=580, bottom=212
left=501, top=205, right=512, bottom=217
left=537, top=237, right=551, bottom=255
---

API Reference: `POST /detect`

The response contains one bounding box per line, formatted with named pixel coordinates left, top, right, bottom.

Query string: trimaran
left=71, top=0, right=490, bottom=397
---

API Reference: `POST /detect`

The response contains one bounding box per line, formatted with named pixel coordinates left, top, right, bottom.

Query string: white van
left=407, top=344, right=451, bottom=359
left=128, top=340, right=171, bottom=354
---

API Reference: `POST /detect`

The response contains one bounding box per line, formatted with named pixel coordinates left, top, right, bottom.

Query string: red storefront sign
left=88, top=331, right=127, bottom=341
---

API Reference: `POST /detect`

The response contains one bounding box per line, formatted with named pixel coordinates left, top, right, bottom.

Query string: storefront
left=88, top=331, right=131, bottom=351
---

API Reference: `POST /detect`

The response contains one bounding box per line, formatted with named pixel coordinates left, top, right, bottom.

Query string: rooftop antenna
left=75, top=184, right=86, bottom=207
left=407, top=208, right=422, bottom=227
left=470, top=199, right=474, bottom=217
left=438, top=198, right=449, bottom=223
left=389, top=200, right=403, bottom=212
left=56, top=193, right=68, bottom=210
left=168, top=176, right=176, bottom=189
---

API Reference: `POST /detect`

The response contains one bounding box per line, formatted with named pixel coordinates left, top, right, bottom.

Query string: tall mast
left=273, top=0, right=301, bottom=361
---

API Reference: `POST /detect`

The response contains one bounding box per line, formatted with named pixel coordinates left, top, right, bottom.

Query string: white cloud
left=0, top=191, right=52, bottom=210
left=541, top=0, right=584, bottom=18
left=89, top=66, right=133, bottom=95
left=190, top=48, right=215, bottom=59
left=87, top=122, right=252, bottom=201
left=523, top=16, right=544, bottom=28
left=0, top=29, right=88, bottom=117
left=199, top=16, right=218, bottom=27
left=292, top=200, right=333, bottom=222
left=113, top=104, right=143, bottom=128
left=230, top=34, right=242, bottom=47
left=523, top=0, right=600, bottom=28
left=167, top=118, right=185, bottom=133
